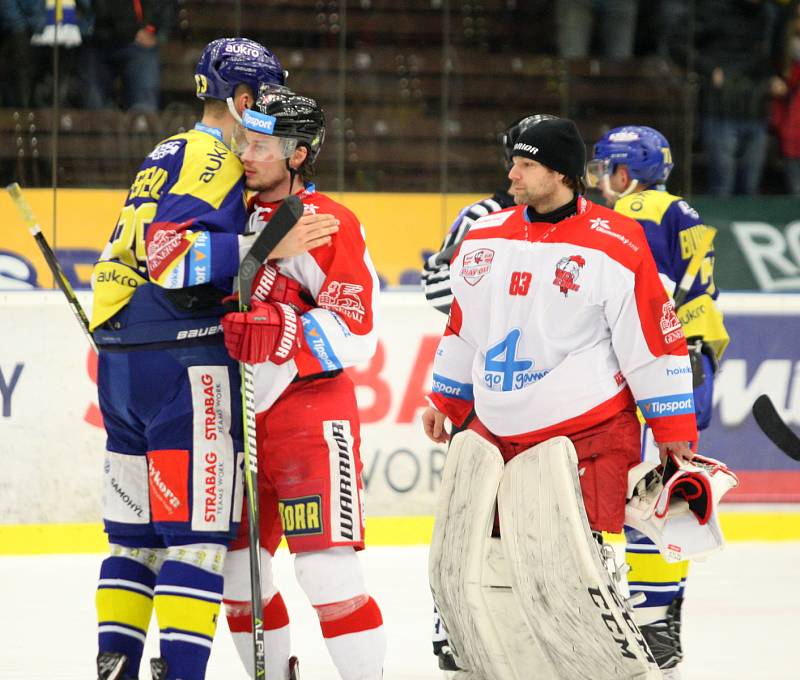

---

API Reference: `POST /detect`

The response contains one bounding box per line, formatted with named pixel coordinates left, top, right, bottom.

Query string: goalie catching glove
left=222, top=299, right=302, bottom=365
left=625, top=452, right=738, bottom=563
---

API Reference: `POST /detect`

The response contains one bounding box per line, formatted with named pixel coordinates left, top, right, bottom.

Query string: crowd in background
left=0, top=0, right=172, bottom=112
left=1, top=0, right=799, bottom=195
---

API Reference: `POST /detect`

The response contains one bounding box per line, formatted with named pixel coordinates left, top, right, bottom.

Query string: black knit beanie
left=510, top=118, right=587, bottom=179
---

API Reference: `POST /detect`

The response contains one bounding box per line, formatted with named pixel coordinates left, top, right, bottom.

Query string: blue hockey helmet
left=194, top=38, right=285, bottom=101
left=589, top=126, right=674, bottom=187
left=502, top=114, right=558, bottom=167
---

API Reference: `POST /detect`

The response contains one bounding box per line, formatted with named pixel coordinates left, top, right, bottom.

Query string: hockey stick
left=752, top=394, right=800, bottom=461
left=673, top=226, right=717, bottom=309
left=236, top=194, right=304, bottom=679
left=5, top=182, right=98, bottom=353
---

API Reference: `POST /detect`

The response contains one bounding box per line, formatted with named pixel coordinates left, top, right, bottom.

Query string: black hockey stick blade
left=752, top=394, right=800, bottom=461
left=238, top=194, right=303, bottom=307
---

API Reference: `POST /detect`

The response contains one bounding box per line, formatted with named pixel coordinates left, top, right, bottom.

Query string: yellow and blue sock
left=153, top=542, right=226, bottom=678
left=97, top=543, right=164, bottom=677
left=625, top=527, right=689, bottom=625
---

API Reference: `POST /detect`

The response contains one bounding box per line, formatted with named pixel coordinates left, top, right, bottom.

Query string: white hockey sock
left=322, top=624, right=386, bottom=680
left=228, top=612, right=291, bottom=680
left=295, top=548, right=386, bottom=680
left=223, top=547, right=292, bottom=679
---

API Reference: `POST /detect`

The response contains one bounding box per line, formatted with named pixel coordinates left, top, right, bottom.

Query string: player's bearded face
left=236, top=129, right=297, bottom=193
left=241, top=155, right=291, bottom=193
left=507, top=158, right=560, bottom=206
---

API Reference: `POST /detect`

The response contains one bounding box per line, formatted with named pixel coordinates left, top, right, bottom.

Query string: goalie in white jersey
left=422, top=118, right=699, bottom=679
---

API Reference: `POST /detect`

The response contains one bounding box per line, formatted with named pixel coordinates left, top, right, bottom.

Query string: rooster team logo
left=460, top=248, right=495, bottom=286
left=553, top=255, right=586, bottom=296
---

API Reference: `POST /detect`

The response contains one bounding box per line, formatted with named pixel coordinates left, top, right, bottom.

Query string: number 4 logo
left=485, top=329, right=533, bottom=391
left=509, top=271, right=532, bottom=295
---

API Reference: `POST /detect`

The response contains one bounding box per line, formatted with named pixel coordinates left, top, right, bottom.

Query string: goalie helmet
left=195, top=38, right=285, bottom=101
left=252, top=86, right=326, bottom=164
left=501, top=114, right=558, bottom=167
left=590, top=125, right=674, bottom=187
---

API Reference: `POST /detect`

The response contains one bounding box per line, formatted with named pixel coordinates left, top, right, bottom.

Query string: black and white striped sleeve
left=421, top=196, right=507, bottom=314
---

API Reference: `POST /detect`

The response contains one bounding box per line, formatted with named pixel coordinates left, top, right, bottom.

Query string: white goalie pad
left=429, top=430, right=555, bottom=680
left=498, top=436, right=661, bottom=680
left=625, top=453, right=739, bottom=563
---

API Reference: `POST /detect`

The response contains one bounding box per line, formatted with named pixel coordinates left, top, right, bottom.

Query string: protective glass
left=585, top=158, right=612, bottom=189
left=233, top=126, right=298, bottom=163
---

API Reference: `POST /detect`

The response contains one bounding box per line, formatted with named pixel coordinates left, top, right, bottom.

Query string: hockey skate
left=289, top=655, right=300, bottom=679
left=433, top=639, right=461, bottom=672
left=97, top=652, right=129, bottom=680
left=667, top=596, right=685, bottom=661
left=640, top=619, right=681, bottom=670
left=150, top=657, right=168, bottom=680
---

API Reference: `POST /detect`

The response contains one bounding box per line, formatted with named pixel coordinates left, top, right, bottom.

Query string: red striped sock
left=318, top=596, right=383, bottom=639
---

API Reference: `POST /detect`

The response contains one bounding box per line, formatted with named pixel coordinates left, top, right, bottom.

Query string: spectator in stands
left=0, top=0, right=45, bottom=107
left=696, top=0, right=778, bottom=196
left=28, top=0, right=90, bottom=108
left=771, top=1, right=800, bottom=196
left=555, top=0, right=639, bottom=60
left=80, top=0, right=174, bottom=112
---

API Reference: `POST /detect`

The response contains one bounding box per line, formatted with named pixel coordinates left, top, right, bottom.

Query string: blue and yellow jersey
left=615, top=190, right=729, bottom=359
left=90, top=124, right=248, bottom=346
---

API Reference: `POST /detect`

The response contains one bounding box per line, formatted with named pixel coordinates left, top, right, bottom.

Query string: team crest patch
left=553, top=255, right=586, bottom=296
left=460, top=248, right=495, bottom=286
left=147, top=228, right=187, bottom=277
left=318, top=281, right=366, bottom=323
left=660, top=301, right=683, bottom=344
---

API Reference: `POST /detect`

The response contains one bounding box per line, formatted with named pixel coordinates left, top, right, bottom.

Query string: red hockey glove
left=250, top=264, right=315, bottom=314
left=222, top=299, right=302, bottom=365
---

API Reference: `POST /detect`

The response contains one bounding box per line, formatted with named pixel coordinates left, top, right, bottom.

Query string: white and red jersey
left=429, top=198, right=698, bottom=446
left=247, top=185, right=380, bottom=413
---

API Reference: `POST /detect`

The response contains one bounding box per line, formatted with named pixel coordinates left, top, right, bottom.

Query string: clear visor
left=233, top=126, right=298, bottom=162
left=585, top=158, right=612, bottom=189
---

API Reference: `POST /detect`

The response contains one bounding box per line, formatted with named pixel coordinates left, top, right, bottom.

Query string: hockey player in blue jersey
left=89, top=38, right=336, bottom=680
left=588, top=125, right=730, bottom=678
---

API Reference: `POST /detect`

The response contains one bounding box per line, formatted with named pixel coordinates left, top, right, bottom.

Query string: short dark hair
left=292, top=146, right=317, bottom=182
left=201, top=83, right=254, bottom=117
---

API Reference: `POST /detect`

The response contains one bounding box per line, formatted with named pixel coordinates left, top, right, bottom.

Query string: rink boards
left=1, top=290, right=799, bottom=554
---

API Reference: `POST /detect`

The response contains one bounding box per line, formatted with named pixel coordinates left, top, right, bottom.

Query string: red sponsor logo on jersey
left=553, top=255, right=585, bottom=296
left=614, top=371, right=626, bottom=387
left=201, top=373, right=220, bottom=441
left=319, top=281, right=366, bottom=323
left=148, top=450, right=189, bottom=522
left=460, top=248, right=495, bottom=286
left=660, top=301, right=683, bottom=344
left=203, top=450, right=220, bottom=523
left=147, top=227, right=190, bottom=278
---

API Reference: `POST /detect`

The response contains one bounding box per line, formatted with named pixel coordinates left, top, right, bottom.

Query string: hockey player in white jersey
left=422, top=118, right=699, bottom=679
left=422, top=113, right=556, bottom=673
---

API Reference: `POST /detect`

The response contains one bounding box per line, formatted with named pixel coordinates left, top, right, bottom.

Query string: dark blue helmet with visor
left=194, top=38, right=286, bottom=102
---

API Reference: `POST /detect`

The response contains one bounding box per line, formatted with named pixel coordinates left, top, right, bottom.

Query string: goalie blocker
left=429, top=431, right=660, bottom=680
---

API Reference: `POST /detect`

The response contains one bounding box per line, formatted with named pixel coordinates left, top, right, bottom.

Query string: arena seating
left=0, top=2, right=690, bottom=192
